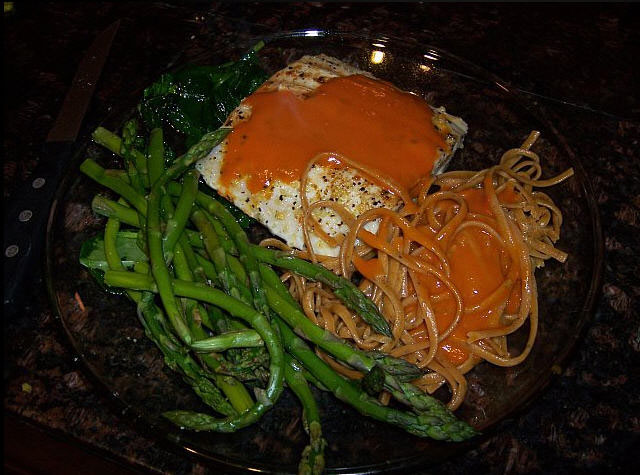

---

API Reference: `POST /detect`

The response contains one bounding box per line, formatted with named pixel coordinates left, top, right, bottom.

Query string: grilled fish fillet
left=196, top=54, right=468, bottom=256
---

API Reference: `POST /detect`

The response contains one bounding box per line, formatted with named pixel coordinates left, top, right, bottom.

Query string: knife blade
left=3, top=20, right=120, bottom=318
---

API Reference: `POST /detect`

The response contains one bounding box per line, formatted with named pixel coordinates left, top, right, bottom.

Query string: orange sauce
left=221, top=74, right=448, bottom=192
left=409, top=185, right=522, bottom=365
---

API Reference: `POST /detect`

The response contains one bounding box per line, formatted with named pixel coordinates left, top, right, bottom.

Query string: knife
left=3, top=20, right=120, bottom=317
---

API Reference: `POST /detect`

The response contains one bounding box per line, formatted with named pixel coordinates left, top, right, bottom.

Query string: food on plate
left=196, top=54, right=468, bottom=255
left=196, top=53, right=573, bottom=410
left=78, top=43, right=573, bottom=474
left=269, top=131, right=573, bottom=410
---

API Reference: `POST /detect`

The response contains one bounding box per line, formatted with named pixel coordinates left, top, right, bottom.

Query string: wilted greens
left=138, top=45, right=268, bottom=148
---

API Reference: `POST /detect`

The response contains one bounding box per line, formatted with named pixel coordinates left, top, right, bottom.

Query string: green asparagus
left=81, top=109, right=480, bottom=475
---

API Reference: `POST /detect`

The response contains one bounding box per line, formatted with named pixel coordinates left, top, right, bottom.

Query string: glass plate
left=46, top=30, right=603, bottom=474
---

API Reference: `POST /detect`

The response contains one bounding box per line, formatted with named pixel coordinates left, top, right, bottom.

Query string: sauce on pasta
left=263, top=131, right=574, bottom=411
left=407, top=186, right=522, bottom=366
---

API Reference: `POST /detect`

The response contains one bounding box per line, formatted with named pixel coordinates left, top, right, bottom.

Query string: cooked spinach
left=138, top=45, right=268, bottom=148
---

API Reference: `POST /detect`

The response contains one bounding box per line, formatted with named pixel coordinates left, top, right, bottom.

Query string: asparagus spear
left=190, top=329, right=263, bottom=352
left=147, top=127, right=164, bottom=186
left=80, top=159, right=147, bottom=214
left=284, top=355, right=327, bottom=475
left=263, top=286, right=423, bottom=382
left=252, top=245, right=392, bottom=338
left=121, top=119, right=148, bottom=190
left=177, top=233, right=212, bottom=287
left=256, top=260, right=414, bottom=386
left=193, top=252, right=219, bottom=284
left=92, top=126, right=147, bottom=165
left=191, top=207, right=253, bottom=305
left=277, top=317, right=475, bottom=441
left=206, top=212, right=238, bottom=255
left=92, top=195, right=140, bottom=226
left=214, top=346, right=270, bottom=383
left=163, top=168, right=200, bottom=261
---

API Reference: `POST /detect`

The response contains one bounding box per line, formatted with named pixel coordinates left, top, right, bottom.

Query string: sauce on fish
left=221, top=74, right=448, bottom=192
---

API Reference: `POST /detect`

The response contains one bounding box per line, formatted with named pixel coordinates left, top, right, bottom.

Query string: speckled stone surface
left=4, top=3, right=639, bottom=474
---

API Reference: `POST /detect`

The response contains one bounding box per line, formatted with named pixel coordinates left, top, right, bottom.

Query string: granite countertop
left=4, top=3, right=639, bottom=474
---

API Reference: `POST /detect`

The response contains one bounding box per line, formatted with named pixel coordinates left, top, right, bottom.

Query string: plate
left=46, top=30, right=603, bottom=473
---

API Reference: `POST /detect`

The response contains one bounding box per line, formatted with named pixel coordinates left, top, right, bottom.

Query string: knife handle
left=3, top=142, right=76, bottom=318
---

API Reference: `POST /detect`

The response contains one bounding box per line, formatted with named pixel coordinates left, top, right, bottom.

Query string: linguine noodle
left=260, top=131, right=573, bottom=410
